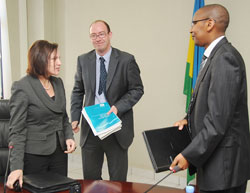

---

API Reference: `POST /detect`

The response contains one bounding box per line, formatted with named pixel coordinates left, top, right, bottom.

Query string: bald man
left=170, top=4, right=250, bottom=193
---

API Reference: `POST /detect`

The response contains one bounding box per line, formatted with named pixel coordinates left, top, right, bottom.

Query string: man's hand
left=72, top=121, right=80, bottom=133
left=169, top=153, right=189, bottom=171
left=107, top=105, right=118, bottom=115
left=6, top=169, right=23, bottom=189
left=64, top=139, right=77, bottom=153
left=174, top=119, right=187, bottom=130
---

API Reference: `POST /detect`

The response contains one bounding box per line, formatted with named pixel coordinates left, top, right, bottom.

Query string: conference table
left=1, top=179, right=199, bottom=193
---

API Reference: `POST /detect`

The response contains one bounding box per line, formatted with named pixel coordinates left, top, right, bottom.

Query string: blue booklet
left=82, top=102, right=122, bottom=139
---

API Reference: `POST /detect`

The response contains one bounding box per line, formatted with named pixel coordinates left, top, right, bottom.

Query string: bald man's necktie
left=199, top=55, right=207, bottom=72
left=98, top=57, right=107, bottom=95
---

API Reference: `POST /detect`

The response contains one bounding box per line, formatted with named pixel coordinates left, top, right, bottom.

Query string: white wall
left=55, top=0, right=195, bottom=171
left=52, top=0, right=250, bottom=170
left=6, top=0, right=250, bottom=179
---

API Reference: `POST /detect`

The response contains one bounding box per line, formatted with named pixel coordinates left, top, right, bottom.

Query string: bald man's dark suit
left=71, top=47, right=144, bottom=180
left=182, top=37, right=250, bottom=191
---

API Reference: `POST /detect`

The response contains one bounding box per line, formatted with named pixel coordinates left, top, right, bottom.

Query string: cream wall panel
left=6, top=0, right=250, bottom=178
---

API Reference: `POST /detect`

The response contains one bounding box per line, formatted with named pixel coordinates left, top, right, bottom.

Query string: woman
left=6, top=40, right=76, bottom=189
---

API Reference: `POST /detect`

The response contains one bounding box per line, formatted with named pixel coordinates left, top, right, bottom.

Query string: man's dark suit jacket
left=182, top=38, right=250, bottom=191
left=71, top=47, right=144, bottom=149
left=9, top=75, right=74, bottom=171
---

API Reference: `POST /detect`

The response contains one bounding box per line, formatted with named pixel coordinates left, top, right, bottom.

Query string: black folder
left=22, top=172, right=81, bottom=193
left=142, top=126, right=191, bottom=173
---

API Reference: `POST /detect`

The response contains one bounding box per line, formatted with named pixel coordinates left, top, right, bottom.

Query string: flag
left=183, top=0, right=205, bottom=184
left=0, top=0, right=12, bottom=99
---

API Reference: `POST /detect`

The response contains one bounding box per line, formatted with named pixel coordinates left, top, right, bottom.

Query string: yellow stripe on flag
left=186, top=35, right=195, bottom=78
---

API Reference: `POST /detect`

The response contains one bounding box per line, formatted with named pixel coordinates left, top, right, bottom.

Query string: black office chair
left=0, top=99, right=10, bottom=179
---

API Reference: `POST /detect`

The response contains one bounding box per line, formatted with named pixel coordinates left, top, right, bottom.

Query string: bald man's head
left=199, top=4, right=229, bottom=32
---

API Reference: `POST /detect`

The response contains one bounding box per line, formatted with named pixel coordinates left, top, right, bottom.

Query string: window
left=0, top=20, right=3, bottom=99
left=0, top=0, right=12, bottom=99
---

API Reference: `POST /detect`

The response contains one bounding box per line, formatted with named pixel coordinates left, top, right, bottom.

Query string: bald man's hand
left=169, top=153, right=189, bottom=172
left=173, top=119, right=187, bottom=130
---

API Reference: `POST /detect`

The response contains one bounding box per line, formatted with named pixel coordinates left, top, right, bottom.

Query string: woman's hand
left=64, top=139, right=76, bottom=153
left=6, top=169, right=23, bottom=189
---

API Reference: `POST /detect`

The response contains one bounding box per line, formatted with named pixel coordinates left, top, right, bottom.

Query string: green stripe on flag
left=183, top=62, right=193, bottom=113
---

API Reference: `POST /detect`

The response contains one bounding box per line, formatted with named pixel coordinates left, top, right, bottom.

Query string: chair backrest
left=0, top=99, right=10, bottom=176
left=0, top=99, right=10, bottom=147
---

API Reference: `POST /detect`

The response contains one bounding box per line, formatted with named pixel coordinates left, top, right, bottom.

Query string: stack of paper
left=82, top=102, right=122, bottom=140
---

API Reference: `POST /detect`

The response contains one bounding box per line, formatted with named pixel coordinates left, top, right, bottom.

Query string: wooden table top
left=1, top=179, right=199, bottom=193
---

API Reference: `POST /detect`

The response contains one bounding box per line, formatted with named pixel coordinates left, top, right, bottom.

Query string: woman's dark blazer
left=9, top=75, right=74, bottom=172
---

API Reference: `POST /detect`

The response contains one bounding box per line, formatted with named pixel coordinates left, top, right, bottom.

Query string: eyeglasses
left=90, top=32, right=107, bottom=40
left=191, top=18, right=210, bottom=26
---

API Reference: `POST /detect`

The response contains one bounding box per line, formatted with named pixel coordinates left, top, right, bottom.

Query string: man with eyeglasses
left=70, top=20, right=144, bottom=181
left=170, top=4, right=250, bottom=193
